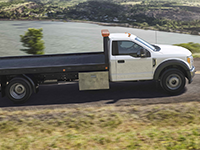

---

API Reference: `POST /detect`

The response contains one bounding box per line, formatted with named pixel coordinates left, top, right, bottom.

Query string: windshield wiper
left=152, top=45, right=161, bottom=51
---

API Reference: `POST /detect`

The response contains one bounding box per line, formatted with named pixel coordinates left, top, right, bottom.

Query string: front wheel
left=160, top=69, right=186, bottom=94
left=6, top=77, right=32, bottom=103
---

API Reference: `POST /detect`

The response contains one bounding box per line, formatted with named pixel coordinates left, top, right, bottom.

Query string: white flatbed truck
left=0, top=29, right=195, bottom=103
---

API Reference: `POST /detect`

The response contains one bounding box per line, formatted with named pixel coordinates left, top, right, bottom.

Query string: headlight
left=187, top=55, right=193, bottom=69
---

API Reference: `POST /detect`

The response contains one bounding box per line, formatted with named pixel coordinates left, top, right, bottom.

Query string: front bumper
left=189, top=66, right=196, bottom=84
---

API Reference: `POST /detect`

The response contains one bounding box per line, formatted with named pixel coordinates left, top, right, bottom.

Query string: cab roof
left=101, top=29, right=137, bottom=40
left=109, top=33, right=137, bottom=40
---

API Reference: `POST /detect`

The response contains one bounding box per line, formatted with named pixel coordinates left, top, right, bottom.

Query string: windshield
left=135, top=37, right=156, bottom=51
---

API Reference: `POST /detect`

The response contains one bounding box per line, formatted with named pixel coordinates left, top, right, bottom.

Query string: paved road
left=0, top=59, right=200, bottom=110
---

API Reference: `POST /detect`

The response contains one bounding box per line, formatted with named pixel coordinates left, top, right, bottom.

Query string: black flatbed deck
left=0, top=52, right=108, bottom=75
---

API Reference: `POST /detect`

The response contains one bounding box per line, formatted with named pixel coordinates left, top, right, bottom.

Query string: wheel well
left=1, top=74, right=37, bottom=98
left=6, top=75, right=36, bottom=93
left=22, top=75, right=37, bottom=93
left=158, top=65, right=188, bottom=80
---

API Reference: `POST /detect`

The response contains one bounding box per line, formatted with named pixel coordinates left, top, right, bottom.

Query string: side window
left=112, top=41, right=144, bottom=57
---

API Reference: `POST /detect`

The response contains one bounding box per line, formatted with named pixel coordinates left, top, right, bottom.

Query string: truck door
left=112, top=41, right=153, bottom=81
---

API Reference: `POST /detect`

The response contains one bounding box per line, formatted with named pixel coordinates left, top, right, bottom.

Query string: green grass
left=193, top=53, right=200, bottom=58
left=174, top=42, right=200, bottom=58
left=1, top=102, right=200, bottom=149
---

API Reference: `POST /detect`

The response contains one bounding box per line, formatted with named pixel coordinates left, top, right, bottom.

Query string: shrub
left=20, top=28, right=45, bottom=55
left=174, top=42, right=200, bottom=53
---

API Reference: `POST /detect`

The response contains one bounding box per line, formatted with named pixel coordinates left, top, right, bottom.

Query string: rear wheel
left=160, top=69, right=186, bottom=94
left=6, top=77, right=32, bottom=103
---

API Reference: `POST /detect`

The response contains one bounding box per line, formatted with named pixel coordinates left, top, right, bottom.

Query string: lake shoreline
left=0, top=18, right=195, bottom=36
left=1, top=20, right=200, bottom=57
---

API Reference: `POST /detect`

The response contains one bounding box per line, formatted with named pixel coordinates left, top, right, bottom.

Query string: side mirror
left=140, top=49, right=146, bottom=57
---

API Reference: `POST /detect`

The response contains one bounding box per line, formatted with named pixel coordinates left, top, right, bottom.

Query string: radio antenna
left=155, top=31, right=157, bottom=44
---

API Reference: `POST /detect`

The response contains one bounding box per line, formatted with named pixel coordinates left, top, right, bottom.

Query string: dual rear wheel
left=6, top=77, right=33, bottom=103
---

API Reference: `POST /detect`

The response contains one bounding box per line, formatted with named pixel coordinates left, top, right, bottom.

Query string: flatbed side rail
left=0, top=52, right=104, bottom=60
left=0, top=64, right=108, bottom=75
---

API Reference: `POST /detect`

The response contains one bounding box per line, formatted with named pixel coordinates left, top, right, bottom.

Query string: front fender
left=154, top=59, right=191, bottom=83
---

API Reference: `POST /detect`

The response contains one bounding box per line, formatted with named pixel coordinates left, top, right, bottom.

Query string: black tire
left=160, top=69, right=186, bottom=95
left=6, top=77, right=32, bottom=103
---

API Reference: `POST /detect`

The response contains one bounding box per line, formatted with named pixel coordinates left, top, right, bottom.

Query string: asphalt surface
left=0, top=59, right=200, bottom=110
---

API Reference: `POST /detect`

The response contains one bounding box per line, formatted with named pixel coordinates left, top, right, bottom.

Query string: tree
left=20, top=28, right=45, bottom=55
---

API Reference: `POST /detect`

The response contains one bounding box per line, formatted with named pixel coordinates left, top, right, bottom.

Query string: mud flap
left=1, top=76, right=6, bottom=97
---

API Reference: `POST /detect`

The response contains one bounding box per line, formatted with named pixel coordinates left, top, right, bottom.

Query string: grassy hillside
left=27, top=0, right=86, bottom=7
left=1, top=0, right=200, bottom=35
left=1, top=102, right=200, bottom=149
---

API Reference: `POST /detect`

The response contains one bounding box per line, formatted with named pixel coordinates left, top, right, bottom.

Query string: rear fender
left=22, top=74, right=36, bottom=93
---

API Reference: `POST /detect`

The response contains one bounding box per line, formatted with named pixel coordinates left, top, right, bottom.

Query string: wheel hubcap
left=166, top=74, right=181, bottom=90
left=15, top=85, right=25, bottom=94
left=10, top=83, right=26, bottom=100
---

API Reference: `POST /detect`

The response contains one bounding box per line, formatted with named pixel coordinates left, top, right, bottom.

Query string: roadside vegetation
left=20, top=28, right=45, bottom=55
left=1, top=102, right=200, bottom=149
left=174, top=42, right=200, bottom=58
left=1, top=0, right=200, bottom=35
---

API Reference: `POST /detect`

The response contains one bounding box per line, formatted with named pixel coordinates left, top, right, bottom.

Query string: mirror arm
left=140, top=49, right=146, bottom=58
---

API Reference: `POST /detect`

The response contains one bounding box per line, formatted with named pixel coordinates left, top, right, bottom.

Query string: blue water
left=0, top=21, right=200, bottom=56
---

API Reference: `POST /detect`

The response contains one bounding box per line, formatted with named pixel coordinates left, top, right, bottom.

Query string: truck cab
left=102, top=29, right=195, bottom=93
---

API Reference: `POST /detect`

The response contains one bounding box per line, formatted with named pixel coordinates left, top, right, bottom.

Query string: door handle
left=118, top=60, right=125, bottom=63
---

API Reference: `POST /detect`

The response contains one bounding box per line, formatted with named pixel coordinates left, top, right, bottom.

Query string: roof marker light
left=101, top=29, right=110, bottom=37
left=125, top=32, right=131, bottom=37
